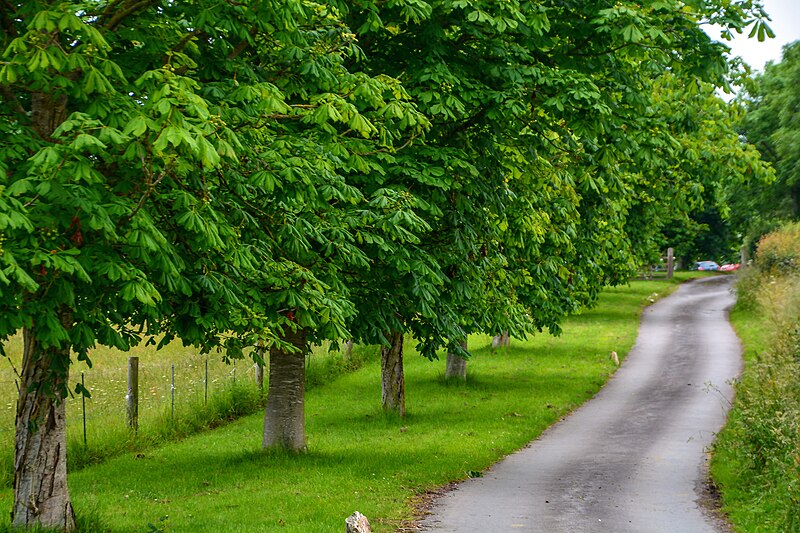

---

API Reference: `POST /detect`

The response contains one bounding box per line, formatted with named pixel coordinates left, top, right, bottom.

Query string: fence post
left=171, top=364, right=175, bottom=419
left=255, top=363, right=264, bottom=395
left=126, top=357, right=139, bottom=432
left=204, top=358, right=209, bottom=406
left=667, top=247, right=674, bottom=279
left=14, top=379, right=19, bottom=428
left=81, top=371, right=87, bottom=446
left=254, top=342, right=265, bottom=397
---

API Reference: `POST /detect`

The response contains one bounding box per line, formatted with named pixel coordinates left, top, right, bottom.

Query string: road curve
left=420, top=276, right=742, bottom=533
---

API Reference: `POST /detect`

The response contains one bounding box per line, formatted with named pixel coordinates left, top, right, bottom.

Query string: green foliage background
left=730, top=40, right=800, bottom=255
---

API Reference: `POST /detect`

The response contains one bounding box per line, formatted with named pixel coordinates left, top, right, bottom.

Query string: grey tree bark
left=13, top=326, right=76, bottom=531
left=343, top=339, right=354, bottom=359
left=445, top=340, right=468, bottom=382
left=381, top=330, right=405, bottom=417
left=491, top=331, right=510, bottom=350
left=12, top=92, right=76, bottom=532
left=263, top=328, right=307, bottom=451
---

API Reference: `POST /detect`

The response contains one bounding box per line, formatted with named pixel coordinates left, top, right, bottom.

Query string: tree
left=628, top=75, right=773, bottom=266
left=336, top=0, right=774, bottom=399
left=0, top=1, right=425, bottom=528
left=336, top=0, right=573, bottom=408
left=733, top=40, right=800, bottom=243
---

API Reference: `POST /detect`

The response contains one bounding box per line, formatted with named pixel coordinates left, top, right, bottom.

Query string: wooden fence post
left=81, top=372, right=87, bottom=445
left=126, top=356, right=139, bottom=431
left=255, top=363, right=264, bottom=394
left=171, top=364, right=175, bottom=418
left=667, top=247, right=674, bottom=279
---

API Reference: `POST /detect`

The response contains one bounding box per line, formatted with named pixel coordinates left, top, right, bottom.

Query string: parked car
left=719, top=263, right=740, bottom=271
left=693, top=260, right=720, bottom=271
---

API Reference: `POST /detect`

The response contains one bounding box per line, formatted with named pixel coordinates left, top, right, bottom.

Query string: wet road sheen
left=421, top=276, right=741, bottom=532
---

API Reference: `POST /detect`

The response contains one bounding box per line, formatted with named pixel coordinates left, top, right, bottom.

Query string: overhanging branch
left=105, top=0, right=158, bottom=32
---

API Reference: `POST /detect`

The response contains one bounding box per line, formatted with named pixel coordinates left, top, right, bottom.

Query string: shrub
left=734, top=222, right=800, bottom=311
left=755, top=221, right=800, bottom=275
left=714, top=241, right=800, bottom=532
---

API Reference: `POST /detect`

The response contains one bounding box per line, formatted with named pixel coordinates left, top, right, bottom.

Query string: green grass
left=0, top=335, right=378, bottom=487
left=0, top=276, right=692, bottom=532
left=711, top=269, right=800, bottom=533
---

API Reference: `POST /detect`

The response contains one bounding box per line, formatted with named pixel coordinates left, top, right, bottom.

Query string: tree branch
left=105, top=0, right=158, bottom=32
left=227, top=28, right=258, bottom=61
left=569, top=41, right=663, bottom=58
left=441, top=106, right=486, bottom=144
left=163, top=29, right=208, bottom=65
left=127, top=153, right=168, bottom=221
left=357, top=131, right=421, bottom=156
left=97, top=0, right=127, bottom=26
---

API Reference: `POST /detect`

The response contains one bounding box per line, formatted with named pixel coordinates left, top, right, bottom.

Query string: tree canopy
left=732, top=40, right=800, bottom=244
left=1, top=0, right=426, bottom=527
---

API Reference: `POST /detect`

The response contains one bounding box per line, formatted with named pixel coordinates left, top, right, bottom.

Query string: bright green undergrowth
left=0, top=277, right=692, bottom=532
left=711, top=230, right=800, bottom=533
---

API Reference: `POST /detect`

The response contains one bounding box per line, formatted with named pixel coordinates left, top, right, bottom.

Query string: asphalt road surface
left=421, top=275, right=742, bottom=533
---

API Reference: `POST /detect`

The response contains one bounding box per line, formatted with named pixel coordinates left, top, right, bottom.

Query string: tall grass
left=0, top=335, right=378, bottom=487
left=711, top=224, right=800, bottom=533
left=0, top=276, right=690, bottom=532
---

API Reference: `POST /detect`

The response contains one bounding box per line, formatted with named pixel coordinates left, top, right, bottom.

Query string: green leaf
left=198, top=137, right=220, bottom=169
left=70, top=133, right=107, bottom=152
left=123, top=115, right=148, bottom=137
left=0, top=64, right=17, bottom=83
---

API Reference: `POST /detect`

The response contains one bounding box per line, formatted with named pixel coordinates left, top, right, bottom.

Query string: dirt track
left=420, top=276, right=741, bottom=532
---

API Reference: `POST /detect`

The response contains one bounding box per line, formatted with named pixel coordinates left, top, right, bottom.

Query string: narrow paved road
left=421, top=276, right=741, bottom=533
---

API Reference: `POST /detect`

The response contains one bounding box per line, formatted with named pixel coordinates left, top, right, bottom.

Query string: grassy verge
left=0, top=276, right=691, bottom=532
left=710, top=268, right=800, bottom=533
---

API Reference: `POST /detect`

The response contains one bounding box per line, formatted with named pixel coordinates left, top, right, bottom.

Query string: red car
left=719, top=263, right=740, bottom=271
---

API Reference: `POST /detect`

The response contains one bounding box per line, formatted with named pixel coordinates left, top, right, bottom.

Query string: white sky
left=706, top=0, right=800, bottom=73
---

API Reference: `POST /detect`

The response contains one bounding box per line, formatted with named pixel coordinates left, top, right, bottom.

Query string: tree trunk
left=491, top=331, right=510, bottom=350
left=381, top=330, right=405, bottom=417
left=263, top=328, right=307, bottom=451
left=13, top=328, right=76, bottom=531
left=343, top=339, right=354, bottom=359
left=11, top=81, right=75, bottom=532
left=445, top=340, right=468, bottom=382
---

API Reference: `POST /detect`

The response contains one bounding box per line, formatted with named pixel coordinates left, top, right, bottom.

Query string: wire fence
left=0, top=354, right=261, bottom=448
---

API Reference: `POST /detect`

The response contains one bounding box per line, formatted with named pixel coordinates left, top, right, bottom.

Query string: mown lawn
left=0, top=276, right=695, bottom=532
